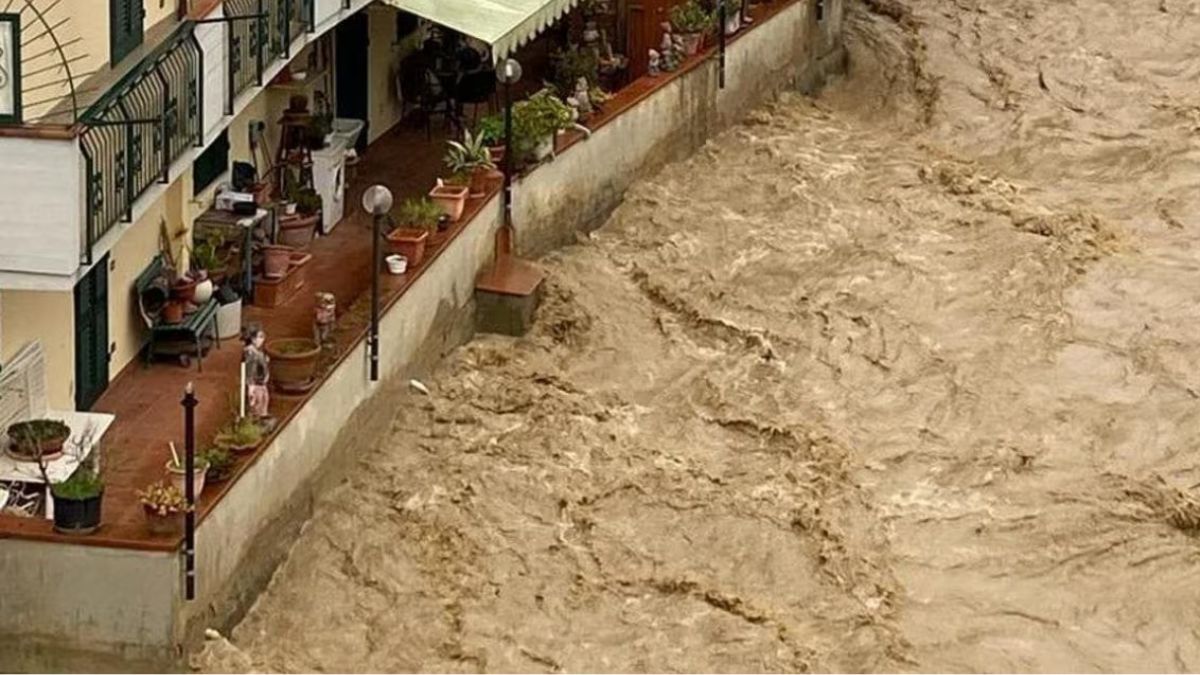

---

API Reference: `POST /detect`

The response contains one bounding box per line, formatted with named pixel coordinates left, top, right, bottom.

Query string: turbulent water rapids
left=198, top=1, right=1200, bottom=671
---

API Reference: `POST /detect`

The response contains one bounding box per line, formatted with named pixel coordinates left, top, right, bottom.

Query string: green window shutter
left=193, top=130, right=230, bottom=196
left=110, top=0, right=144, bottom=66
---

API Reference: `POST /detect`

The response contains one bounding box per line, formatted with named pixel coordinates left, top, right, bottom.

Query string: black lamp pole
left=370, top=212, right=380, bottom=382
left=503, top=76, right=514, bottom=232
left=182, top=382, right=197, bottom=601
left=718, top=0, right=727, bottom=90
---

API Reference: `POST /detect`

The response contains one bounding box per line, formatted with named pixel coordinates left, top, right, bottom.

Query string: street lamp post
left=361, top=185, right=393, bottom=382
left=497, top=58, right=523, bottom=261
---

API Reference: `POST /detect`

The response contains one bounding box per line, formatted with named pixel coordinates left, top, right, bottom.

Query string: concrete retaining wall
left=513, top=0, right=846, bottom=256
left=0, top=2, right=844, bottom=668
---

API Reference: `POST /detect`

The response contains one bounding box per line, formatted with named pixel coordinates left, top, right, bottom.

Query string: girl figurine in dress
left=243, top=325, right=270, bottom=420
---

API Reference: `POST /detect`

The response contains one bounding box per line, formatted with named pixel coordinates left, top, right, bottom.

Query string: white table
left=0, top=410, right=115, bottom=519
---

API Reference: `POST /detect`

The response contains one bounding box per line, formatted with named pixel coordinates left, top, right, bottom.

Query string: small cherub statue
left=648, top=49, right=662, bottom=76
left=313, top=291, right=336, bottom=350
left=243, top=325, right=270, bottom=420
left=567, top=76, right=593, bottom=118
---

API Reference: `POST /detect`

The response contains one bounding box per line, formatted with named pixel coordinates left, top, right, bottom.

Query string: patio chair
left=398, top=56, right=461, bottom=139
left=456, top=69, right=499, bottom=125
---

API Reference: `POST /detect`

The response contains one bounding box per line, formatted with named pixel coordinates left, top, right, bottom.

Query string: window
left=193, top=130, right=230, bottom=197
left=110, top=0, right=145, bottom=66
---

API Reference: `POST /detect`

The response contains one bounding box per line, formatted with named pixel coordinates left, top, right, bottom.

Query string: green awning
left=381, top=0, right=580, bottom=62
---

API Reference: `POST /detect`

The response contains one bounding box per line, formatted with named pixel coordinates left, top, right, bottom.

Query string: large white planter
left=217, top=299, right=243, bottom=340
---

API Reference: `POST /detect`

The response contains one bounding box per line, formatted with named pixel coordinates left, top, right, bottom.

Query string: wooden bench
left=134, top=255, right=221, bottom=371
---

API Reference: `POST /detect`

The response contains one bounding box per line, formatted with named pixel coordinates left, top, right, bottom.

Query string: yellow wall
left=0, top=290, right=75, bottom=410
left=366, top=4, right=423, bottom=144
left=107, top=178, right=189, bottom=377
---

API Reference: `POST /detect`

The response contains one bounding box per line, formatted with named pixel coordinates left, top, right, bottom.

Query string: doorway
left=74, top=256, right=110, bottom=411
left=335, top=10, right=370, bottom=153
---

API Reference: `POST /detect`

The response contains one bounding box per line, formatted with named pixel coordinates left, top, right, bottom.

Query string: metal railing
left=224, top=0, right=267, bottom=110
left=79, top=25, right=203, bottom=264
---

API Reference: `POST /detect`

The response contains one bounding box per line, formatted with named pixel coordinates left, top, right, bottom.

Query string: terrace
left=0, top=0, right=805, bottom=551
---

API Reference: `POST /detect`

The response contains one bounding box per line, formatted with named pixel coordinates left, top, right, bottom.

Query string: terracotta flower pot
left=171, top=277, right=199, bottom=302
left=468, top=167, right=491, bottom=198
left=278, top=213, right=318, bottom=249
left=162, top=301, right=185, bottom=324
left=679, top=32, right=703, bottom=56
left=262, top=245, right=293, bottom=279
left=386, top=228, right=429, bottom=268
left=143, top=506, right=182, bottom=536
left=166, top=461, right=208, bottom=499
left=429, top=183, right=469, bottom=222
left=266, top=337, right=322, bottom=394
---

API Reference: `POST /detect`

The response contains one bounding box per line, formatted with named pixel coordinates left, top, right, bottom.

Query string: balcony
left=0, top=0, right=349, bottom=288
left=79, top=26, right=203, bottom=263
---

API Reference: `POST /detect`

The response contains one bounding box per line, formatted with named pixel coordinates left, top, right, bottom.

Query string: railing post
left=226, top=23, right=237, bottom=115
left=124, top=123, right=135, bottom=223
left=191, top=29, right=205, bottom=147
left=81, top=146, right=96, bottom=266
left=283, top=0, right=292, bottom=59
left=156, top=68, right=171, bottom=184
left=256, top=0, right=265, bottom=86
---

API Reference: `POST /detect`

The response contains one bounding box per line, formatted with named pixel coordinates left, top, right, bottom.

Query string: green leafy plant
left=51, top=465, right=104, bottom=500
left=191, top=230, right=224, bottom=273
left=512, top=89, right=574, bottom=161
left=395, top=197, right=444, bottom=232
left=445, top=129, right=496, bottom=176
left=671, top=0, right=714, bottom=33
left=477, top=115, right=506, bottom=147
left=139, top=481, right=187, bottom=516
left=215, top=416, right=264, bottom=450
left=295, top=187, right=323, bottom=216
left=552, top=45, right=600, bottom=98
left=201, top=446, right=235, bottom=481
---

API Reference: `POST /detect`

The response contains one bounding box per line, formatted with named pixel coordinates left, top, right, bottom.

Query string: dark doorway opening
left=336, top=10, right=371, bottom=154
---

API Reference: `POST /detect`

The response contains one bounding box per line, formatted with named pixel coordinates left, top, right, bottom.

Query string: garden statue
left=648, top=49, right=662, bottom=76
left=568, top=77, right=594, bottom=118
left=243, top=325, right=271, bottom=420
left=659, top=26, right=681, bottom=72
left=313, top=292, right=336, bottom=350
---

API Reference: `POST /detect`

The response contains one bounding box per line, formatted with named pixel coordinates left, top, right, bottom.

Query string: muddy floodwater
left=198, top=0, right=1200, bottom=671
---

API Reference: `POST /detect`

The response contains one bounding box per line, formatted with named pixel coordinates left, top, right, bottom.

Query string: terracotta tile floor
left=0, top=118, right=496, bottom=549
left=0, top=0, right=799, bottom=548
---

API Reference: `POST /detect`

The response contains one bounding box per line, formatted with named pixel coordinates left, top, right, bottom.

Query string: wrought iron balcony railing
left=79, top=25, right=202, bottom=263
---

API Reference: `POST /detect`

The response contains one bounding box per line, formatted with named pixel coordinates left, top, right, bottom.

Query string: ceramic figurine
left=568, top=77, right=594, bottom=117
left=648, top=49, right=662, bottom=76
left=313, top=292, right=336, bottom=350
left=243, top=325, right=271, bottom=420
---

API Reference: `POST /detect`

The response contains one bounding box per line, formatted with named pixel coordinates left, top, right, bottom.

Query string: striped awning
left=380, top=0, right=581, bottom=62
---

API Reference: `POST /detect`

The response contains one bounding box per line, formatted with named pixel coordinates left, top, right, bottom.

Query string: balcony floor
left=0, top=117, right=498, bottom=549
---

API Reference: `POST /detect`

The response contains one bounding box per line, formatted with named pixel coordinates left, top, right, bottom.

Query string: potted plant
left=265, top=337, right=322, bottom=393
left=6, top=419, right=71, bottom=462
left=445, top=129, right=497, bottom=199
left=551, top=45, right=600, bottom=99
left=49, top=464, right=104, bottom=535
left=386, top=197, right=441, bottom=267
left=512, top=89, right=574, bottom=164
left=477, top=115, right=507, bottom=164
left=429, top=180, right=470, bottom=223
left=138, top=481, right=187, bottom=536
left=262, top=244, right=294, bottom=279
left=671, top=0, right=712, bottom=54
left=278, top=187, right=320, bottom=249
left=215, top=416, right=265, bottom=455
left=165, top=443, right=208, bottom=499
left=201, top=446, right=236, bottom=483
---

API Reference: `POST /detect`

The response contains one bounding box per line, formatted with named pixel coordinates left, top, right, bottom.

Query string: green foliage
left=191, top=231, right=223, bottom=273
left=7, top=419, right=70, bottom=456
left=215, top=416, right=263, bottom=449
left=512, top=89, right=574, bottom=161
left=477, top=115, right=506, bottom=146
left=671, top=0, right=714, bottom=33
left=295, top=187, right=323, bottom=216
left=552, top=45, right=600, bottom=98
left=51, top=465, right=103, bottom=500
left=395, top=197, right=444, bottom=231
left=444, top=129, right=495, bottom=175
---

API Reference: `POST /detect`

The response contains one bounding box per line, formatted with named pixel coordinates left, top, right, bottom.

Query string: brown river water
left=197, top=0, right=1200, bottom=671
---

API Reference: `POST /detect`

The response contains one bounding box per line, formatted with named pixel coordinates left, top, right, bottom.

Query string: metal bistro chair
left=398, top=56, right=460, bottom=139
left=455, top=68, right=499, bottom=125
